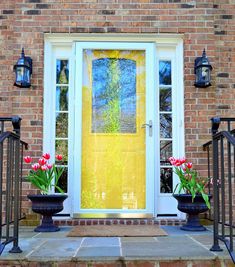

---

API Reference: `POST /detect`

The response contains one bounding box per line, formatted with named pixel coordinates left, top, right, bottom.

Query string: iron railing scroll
left=203, top=117, right=235, bottom=263
left=0, top=116, right=28, bottom=255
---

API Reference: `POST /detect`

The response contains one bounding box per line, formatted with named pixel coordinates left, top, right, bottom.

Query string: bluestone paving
left=0, top=225, right=232, bottom=263
left=27, top=238, right=83, bottom=260
left=82, top=237, right=120, bottom=247
left=75, top=246, right=121, bottom=259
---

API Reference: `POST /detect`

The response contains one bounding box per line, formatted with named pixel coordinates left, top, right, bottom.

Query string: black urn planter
left=173, top=194, right=212, bottom=231
left=27, top=194, right=68, bottom=232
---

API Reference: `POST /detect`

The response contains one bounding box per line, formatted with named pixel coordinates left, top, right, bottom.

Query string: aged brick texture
left=0, top=0, right=234, bottom=224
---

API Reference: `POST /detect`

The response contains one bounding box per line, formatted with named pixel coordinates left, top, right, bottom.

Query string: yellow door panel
left=81, top=49, right=146, bottom=210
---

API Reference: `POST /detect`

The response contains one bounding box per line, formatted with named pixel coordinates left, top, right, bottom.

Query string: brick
left=36, top=4, right=51, bottom=9
left=126, top=262, right=156, bottom=267
left=181, top=4, right=194, bottom=8
left=2, top=10, right=14, bottom=14
left=25, top=10, right=41, bottom=15
left=160, top=261, right=187, bottom=267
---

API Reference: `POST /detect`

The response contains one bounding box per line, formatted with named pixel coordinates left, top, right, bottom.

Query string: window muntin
left=55, top=59, right=69, bottom=192
left=159, top=60, right=173, bottom=194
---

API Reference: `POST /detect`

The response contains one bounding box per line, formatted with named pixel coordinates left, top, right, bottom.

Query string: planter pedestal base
left=34, top=215, right=60, bottom=232
left=180, top=214, right=206, bottom=231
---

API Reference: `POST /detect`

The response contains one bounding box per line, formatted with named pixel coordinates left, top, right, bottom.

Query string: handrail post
left=210, top=117, right=223, bottom=252
left=11, top=116, right=21, bottom=136
left=9, top=136, right=22, bottom=253
left=0, top=116, right=24, bottom=255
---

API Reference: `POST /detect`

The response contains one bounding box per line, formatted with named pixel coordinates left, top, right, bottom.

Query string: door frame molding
left=44, top=34, right=184, bottom=218
left=74, top=41, right=156, bottom=218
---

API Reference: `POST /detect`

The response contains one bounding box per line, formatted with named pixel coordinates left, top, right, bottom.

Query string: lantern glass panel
left=23, top=68, right=30, bottom=83
left=15, top=66, right=24, bottom=83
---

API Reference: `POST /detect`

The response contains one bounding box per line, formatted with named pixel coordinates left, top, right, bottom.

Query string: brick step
left=52, top=217, right=187, bottom=226
left=0, top=259, right=233, bottom=267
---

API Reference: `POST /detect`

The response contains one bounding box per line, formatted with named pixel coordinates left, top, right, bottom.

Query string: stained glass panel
left=55, top=167, right=68, bottom=193
left=160, top=114, right=172, bottom=138
left=92, top=58, right=136, bottom=133
left=160, top=167, right=173, bottom=193
left=56, top=113, right=68, bottom=138
left=160, top=140, right=172, bottom=165
left=56, top=60, right=69, bottom=84
left=160, top=87, right=171, bottom=112
left=55, top=140, right=68, bottom=164
left=56, top=87, right=68, bottom=111
left=159, top=61, right=171, bottom=85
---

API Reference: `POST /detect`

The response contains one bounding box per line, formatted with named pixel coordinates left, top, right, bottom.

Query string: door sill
left=73, top=213, right=153, bottom=219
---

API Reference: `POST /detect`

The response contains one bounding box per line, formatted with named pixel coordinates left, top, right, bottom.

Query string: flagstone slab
left=27, top=238, right=83, bottom=260
left=81, top=237, right=120, bottom=247
left=75, top=246, right=121, bottom=259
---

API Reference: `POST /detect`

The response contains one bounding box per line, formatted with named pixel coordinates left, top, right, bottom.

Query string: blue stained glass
left=92, top=58, right=136, bottom=133
left=56, top=87, right=68, bottom=111
left=56, top=60, right=69, bottom=84
left=159, top=61, right=171, bottom=85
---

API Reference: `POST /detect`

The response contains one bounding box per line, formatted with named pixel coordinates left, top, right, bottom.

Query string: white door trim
left=73, top=41, right=156, bottom=217
left=43, top=35, right=184, bottom=218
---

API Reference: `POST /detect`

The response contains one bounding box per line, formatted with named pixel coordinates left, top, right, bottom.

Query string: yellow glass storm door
left=75, top=42, right=155, bottom=217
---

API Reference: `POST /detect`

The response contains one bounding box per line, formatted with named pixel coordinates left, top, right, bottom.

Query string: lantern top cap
left=14, top=48, right=32, bottom=73
left=195, top=49, right=212, bottom=70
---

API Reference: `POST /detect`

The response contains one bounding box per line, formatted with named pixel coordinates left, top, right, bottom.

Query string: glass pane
left=81, top=49, right=146, bottom=210
left=56, top=113, right=68, bottom=138
left=159, top=61, right=171, bottom=85
left=92, top=57, right=136, bottom=133
left=55, top=140, right=68, bottom=164
left=160, top=140, right=172, bottom=165
left=55, top=167, right=67, bottom=193
left=160, top=167, right=173, bottom=193
left=56, top=86, right=68, bottom=111
left=160, top=87, right=172, bottom=111
left=56, top=60, right=69, bottom=84
left=160, top=114, right=172, bottom=138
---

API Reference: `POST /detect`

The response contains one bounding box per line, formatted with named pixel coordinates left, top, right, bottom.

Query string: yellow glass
left=81, top=50, right=146, bottom=210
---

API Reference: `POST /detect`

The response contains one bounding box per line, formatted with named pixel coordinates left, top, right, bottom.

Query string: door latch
left=141, top=120, right=153, bottom=137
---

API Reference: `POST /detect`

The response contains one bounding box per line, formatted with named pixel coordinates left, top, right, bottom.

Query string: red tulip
left=41, top=165, right=48, bottom=171
left=38, top=157, right=47, bottom=166
left=56, top=154, right=63, bottom=161
left=32, top=163, right=40, bottom=171
left=24, top=156, right=32, bottom=164
left=180, top=157, right=186, bottom=164
left=186, top=162, right=193, bottom=169
left=47, top=164, right=53, bottom=169
left=42, top=153, right=50, bottom=160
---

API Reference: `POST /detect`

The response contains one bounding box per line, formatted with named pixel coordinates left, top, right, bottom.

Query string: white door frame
left=43, top=34, right=184, bottom=218
left=73, top=41, right=156, bottom=218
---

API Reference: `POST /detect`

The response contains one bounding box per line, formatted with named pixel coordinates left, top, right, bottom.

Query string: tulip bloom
left=38, top=158, right=47, bottom=166
left=186, top=162, right=193, bottom=169
left=56, top=154, right=63, bottom=161
left=42, top=153, right=50, bottom=160
left=32, top=163, right=40, bottom=171
left=41, top=165, right=48, bottom=171
left=24, top=156, right=32, bottom=164
left=47, top=164, right=53, bottom=169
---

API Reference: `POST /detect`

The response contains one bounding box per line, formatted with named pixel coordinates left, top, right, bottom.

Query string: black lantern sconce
left=194, top=49, right=212, bottom=88
left=14, top=48, right=32, bottom=88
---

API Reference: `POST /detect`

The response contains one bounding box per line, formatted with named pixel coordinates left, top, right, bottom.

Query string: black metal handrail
left=0, top=117, right=27, bottom=255
left=203, top=117, right=235, bottom=263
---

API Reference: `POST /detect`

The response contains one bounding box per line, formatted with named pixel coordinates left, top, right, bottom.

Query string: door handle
left=141, top=120, right=153, bottom=137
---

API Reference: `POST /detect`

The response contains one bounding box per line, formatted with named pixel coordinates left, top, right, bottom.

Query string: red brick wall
left=0, top=0, right=234, bottom=221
